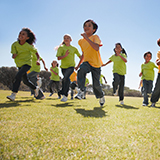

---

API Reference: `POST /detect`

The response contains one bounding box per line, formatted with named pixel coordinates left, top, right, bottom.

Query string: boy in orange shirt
left=75, top=19, right=105, bottom=106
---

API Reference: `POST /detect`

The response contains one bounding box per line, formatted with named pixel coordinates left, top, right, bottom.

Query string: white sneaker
left=142, top=103, right=147, bottom=106
left=150, top=103, right=156, bottom=107
left=40, top=96, right=45, bottom=100
left=120, top=101, right=124, bottom=105
left=7, top=93, right=16, bottom=101
left=61, top=95, right=68, bottom=102
left=99, top=96, right=105, bottom=107
left=75, top=90, right=84, bottom=100
left=37, top=77, right=42, bottom=88
left=34, top=86, right=40, bottom=97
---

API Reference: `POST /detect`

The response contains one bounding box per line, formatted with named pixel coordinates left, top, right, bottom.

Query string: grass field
left=0, top=90, right=160, bottom=160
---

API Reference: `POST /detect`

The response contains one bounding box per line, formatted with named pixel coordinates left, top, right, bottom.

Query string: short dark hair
left=144, top=51, right=152, bottom=58
left=157, top=38, right=160, bottom=46
left=83, top=19, right=98, bottom=34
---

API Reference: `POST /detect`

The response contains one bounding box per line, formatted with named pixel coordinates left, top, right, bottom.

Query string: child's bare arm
left=81, top=33, right=99, bottom=51
left=102, top=60, right=112, bottom=67
left=50, top=68, right=58, bottom=75
left=57, top=50, right=69, bottom=60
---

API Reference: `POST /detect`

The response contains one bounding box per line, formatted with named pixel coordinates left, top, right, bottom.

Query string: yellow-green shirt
left=78, top=35, right=103, bottom=68
left=109, top=53, right=127, bottom=75
left=100, top=74, right=104, bottom=84
left=85, top=78, right=89, bottom=87
left=56, top=45, right=81, bottom=69
left=141, top=61, right=158, bottom=81
left=50, top=66, right=60, bottom=81
left=11, top=41, right=37, bottom=68
left=29, top=53, right=42, bottom=72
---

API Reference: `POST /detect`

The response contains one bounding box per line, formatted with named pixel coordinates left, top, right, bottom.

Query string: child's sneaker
left=120, top=101, right=124, bottom=105
left=150, top=103, right=156, bottom=107
left=75, top=90, right=84, bottom=100
left=7, top=93, right=16, bottom=101
left=99, top=96, right=105, bottom=107
left=49, top=93, right=53, bottom=97
left=71, top=97, right=73, bottom=100
left=40, top=96, right=45, bottom=100
left=34, top=86, right=40, bottom=97
left=142, top=103, right=147, bottom=106
left=61, top=95, right=68, bottom=102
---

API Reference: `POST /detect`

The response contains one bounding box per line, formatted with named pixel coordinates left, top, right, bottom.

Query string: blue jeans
left=59, top=67, right=74, bottom=97
left=112, top=73, right=125, bottom=101
left=151, top=73, right=160, bottom=103
left=27, top=71, right=44, bottom=99
left=12, top=65, right=36, bottom=93
left=77, top=62, right=104, bottom=99
left=143, top=79, right=153, bottom=105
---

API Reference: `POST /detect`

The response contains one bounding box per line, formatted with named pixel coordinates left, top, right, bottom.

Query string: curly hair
left=18, top=28, right=36, bottom=45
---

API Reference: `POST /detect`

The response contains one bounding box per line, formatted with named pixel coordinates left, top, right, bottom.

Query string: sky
left=0, top=0, right=160, bottom=90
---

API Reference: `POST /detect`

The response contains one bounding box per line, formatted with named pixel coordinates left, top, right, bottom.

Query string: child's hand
left=12, top=54, right=17, bottom=59
left=75, top=66, right=79, bottom=71
left=36, top=60, right=40, bottom=65
left=65, top=50, right=70, bottom=56
left=156, top=59, right=160, bottom=66
left=139, top=72, right=142, bottom=77
left=81, top=33, right=88, bottom=39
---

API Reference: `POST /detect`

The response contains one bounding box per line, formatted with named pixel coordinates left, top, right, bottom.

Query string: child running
left=27, top=51, right=48, bottom=99
left=75, top=19, right=105, bottom=107
left=102, top=43, right=127, bottom=105
left=7, top=28, right=40, bottom=101
left=150, top=39, right=160, bottom=107
left=56, top=34, right=81, bottom=102
left=48, top=60, right=61, bottom=99
left=139, top=51, right=158, bottom=106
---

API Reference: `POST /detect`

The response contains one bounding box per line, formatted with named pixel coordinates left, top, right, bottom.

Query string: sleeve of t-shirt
left=93, top=35, right=103, bottom=46
left=75, top=47, right=81, bottom=57
left=11, top=42, right=17, bottom=54
left=109, top=55, right=114, bottom=61
left=56, top=46, right=64, bottom=57
left=29, top=45, right=37, bottom=54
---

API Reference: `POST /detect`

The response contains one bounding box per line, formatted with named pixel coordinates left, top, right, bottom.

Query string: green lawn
left=0, top=90, right=160, bottom=160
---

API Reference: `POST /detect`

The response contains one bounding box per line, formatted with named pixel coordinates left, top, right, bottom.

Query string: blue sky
left=0, top=0, right=160, bottom=90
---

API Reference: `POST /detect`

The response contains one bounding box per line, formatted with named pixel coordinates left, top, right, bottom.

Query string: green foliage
left=0, top=90, right=160, bottom=159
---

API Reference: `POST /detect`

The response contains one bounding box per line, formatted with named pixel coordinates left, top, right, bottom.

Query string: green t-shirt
left=141, top=61, right=158, bottom=81
left=11, top=41, right=37, bottom=68
left=109, top=53, right=127, bottom=75
left=29, top=53, right=42, bottom=73
left=56, top=44, right=81, bottom=68
left=50, top=66, right=60, bottom=81
left=100, top=74, right=104, bottom=84
left=85, top=78, right=89, bottom=87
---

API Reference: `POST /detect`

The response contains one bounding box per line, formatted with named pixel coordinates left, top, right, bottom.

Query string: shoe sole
left=7, top=96, right=15, bottom=101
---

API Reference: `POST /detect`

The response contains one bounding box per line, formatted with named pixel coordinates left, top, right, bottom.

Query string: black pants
left=12, top=65, right=36, bottom=93
left=112, top=73, right=125, bottom=101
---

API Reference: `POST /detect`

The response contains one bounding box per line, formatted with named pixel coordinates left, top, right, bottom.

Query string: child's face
left=64, top=35, right=71, bottom=45
left=144, top=54, right=151, bottom=63
left=83, top=21, right=95, bottom=36
left=115, top=44, right=122, bottom=54
left=18, top=30, right=29, bottom=42
left=52, top=61, right=57, bottom=67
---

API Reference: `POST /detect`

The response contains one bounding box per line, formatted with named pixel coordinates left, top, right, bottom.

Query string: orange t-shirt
left=78, top=35, right=103, bottom=68
left=157, top=50, right=160, bottom=73
left=70, top=71, right=77, bottom=82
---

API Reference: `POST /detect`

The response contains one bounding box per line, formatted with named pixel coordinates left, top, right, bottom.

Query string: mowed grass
left=0, top=90, right=160, bottom=160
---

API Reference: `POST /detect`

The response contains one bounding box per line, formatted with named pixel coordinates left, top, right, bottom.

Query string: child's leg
left=91, top=66, right=104, bottom=99
left=112, top=73, right=120, bottom=94
left=118, top=75, right=125, bottom=101
left=77, top=62, right=90, bottom=91
left=143, top=80, right=149, bottom=105
left=27, top=71, right=39, bottom=95
left=12, top=65, right=31, bottom=93
left=147, top=80, right=153, bottom=94
left=151, top=73, right=160, bottom=103
left=48, top=80, right=54, bottom=93
left=61, top=67, right=74, bottom=97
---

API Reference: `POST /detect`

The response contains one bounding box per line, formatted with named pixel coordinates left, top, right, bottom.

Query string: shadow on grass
left=115, top=104, right=139, bottom=109
left=45, top=98, right=59, bottom=100
left=0, top=98, right=36, bottom=108
left=75, top=107, right=108, bottom=118
left=52, top=102, right=75, bottom=108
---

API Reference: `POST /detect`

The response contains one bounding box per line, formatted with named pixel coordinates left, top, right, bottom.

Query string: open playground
left=0, top=90, right=160, bottom=159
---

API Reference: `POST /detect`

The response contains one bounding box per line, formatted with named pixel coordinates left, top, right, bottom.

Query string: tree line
left=0, top=66, right=142, bottom=97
